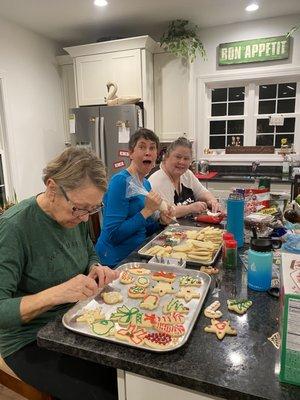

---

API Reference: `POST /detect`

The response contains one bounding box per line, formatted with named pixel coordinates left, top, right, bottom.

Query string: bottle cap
left=223, top=232, right=234, bottom=241
left=226, top=239, right=237, bottom=248
left=250, top=238, right=272, bottom=252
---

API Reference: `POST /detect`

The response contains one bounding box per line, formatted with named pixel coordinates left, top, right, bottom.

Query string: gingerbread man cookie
left=128, top=285, right=148, bottom=299
left=140, top=294, right=160, bottom=310
left=136, top=276, right=150, bottom=288
left=101, top=291, right=123, bottom=305
left=115, top=324, right=148, bottom=345
left=179, top=275, right=203, bottom=287
left=163, top=298, right=190, bottom=314
left=204, top=301, right=223, bottom=319
left=227, top=299, right=253, bottom=315
left=151, top=281, right=175, bottom=297
left=144, top=332, right=174, bottom=349
left=176, top=287, right=201, bottom=302
left=76, top=308, right=105, bottom=324
left=119, top=270, right=135, bottom=285
left=91, top=320, right=115, bottom=336
left=128, top=267, right=151, bottom=275
left=152, top=271, right=177, bottom=283
left=204, top=319, right=237, bottom=340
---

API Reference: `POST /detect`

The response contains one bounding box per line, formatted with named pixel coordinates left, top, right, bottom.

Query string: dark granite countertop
left=37, top=222, right=300, bottom=400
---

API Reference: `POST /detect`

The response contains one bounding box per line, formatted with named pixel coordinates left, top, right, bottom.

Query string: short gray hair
left=42, top=146, right=107, bottom=191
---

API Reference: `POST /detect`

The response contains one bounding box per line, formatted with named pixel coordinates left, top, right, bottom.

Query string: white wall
left=0, top=16, right=65, bottom=200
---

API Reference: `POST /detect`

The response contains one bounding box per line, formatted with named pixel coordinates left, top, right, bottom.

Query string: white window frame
left=196, top=67, right=300, bottom=163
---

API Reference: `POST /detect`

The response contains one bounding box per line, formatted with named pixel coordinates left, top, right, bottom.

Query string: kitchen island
left=37, top=225, right=300, bottom=400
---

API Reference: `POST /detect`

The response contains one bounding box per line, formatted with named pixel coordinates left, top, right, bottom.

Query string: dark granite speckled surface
left=37, top=222, right=300, bottom=400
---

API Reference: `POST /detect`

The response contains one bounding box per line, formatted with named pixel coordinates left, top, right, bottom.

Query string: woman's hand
left=141, top=191, right=162, bottom=218
left=210, top=200, right=224, bottom=214
left=53, top=274, right=100, bottom=304
left=189, top=201, right=207, bottom=214
left=88, top=264, right=119, bottom=288
left=159, top=205, right=176, bottom=225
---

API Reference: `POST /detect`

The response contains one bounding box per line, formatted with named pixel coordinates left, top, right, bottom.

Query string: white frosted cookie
left=101, top=291, right=123, bottom=305
left=175, top=287, right=201, bottom=302
left=140, top=294, right=160, bottom=310
left=163, top=298, right=190, bottom=314
left=119, top=270, right=135, bottom=285
left=128, top=267, right=151, bottom=275
left=136, top=276, right=150, bottom=288
left=151, top=281, right=176, bottom=297
left=76, top=308, right=105, bottom=324
left=90, top=320, right=115, bottom=336
left=204, top=301, right=222, bottom=319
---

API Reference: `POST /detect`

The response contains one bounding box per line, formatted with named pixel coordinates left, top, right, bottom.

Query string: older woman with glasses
left=0, top=147, right=118, bottom=400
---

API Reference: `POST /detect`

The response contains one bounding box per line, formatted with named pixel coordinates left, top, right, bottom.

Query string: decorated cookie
left=90, top=319, right=115, bottom=336
left=200, top=266, right=219, bottom=275
left=227, top=299, right=253, bottom=315
left=76, top=308, right=105, bottom=324
left=204, top=301, right=222, bottom=319
left=154, top=321, right=185, bottom=337
left=151, top=281, right=176, bottom=297
left=140, top=294, right=160, bottom=310
left=110, top=305, right=153, bottom=328
left=129, top=267, right=151, bottom=275
left=115, top=324, right=148, bottom=345
left=204, top=319, right=237, bottom=340
left=152, top=271, right=177, bottom=283
left=179, top=275, right=203, bottom=287
left=128, top=285, right=148, bottom=299
left=175, top=287, right=201, bottom=302
left=101, top=291, right=123, bottom=305
left=136, top=276, right=150, bottom=288
left=163, top=298, right=190, bottom=314
left=156, top=311, right=185, bottom=325
left=119, top=270, right=135, bottom=285
left=144, top=332, right=173, bottom=349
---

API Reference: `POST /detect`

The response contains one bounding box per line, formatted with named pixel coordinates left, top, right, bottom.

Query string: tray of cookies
left=62, top=262, right=211, bottom=352
left=138, top=225, right=223, bottom=266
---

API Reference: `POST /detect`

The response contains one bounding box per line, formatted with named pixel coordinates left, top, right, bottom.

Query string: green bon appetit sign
left=219, top=36, right=290, bottom=65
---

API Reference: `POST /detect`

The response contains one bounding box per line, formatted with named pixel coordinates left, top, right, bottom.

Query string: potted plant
left=160, top=19, right=206, bottom=63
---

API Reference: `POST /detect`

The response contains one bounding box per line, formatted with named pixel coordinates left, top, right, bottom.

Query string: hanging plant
left=160, top=19, right=206, bottom=63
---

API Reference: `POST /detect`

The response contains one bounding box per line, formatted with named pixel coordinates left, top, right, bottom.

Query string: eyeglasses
left=59, top=185, right=104, bottom=217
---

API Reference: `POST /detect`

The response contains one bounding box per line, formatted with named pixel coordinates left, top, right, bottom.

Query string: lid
left=226, top=239, right=237, bottom=248
left=223, top=232, right=234, bottom=240
left=250, top=238, right=272, bottom=252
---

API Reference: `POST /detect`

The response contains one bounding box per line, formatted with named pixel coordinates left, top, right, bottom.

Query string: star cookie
left=204, top=301, right=222, bottom=319
left=151, top=281, right=176, bottom=297
left=128, top=285, right=148, bottom=299
left=101, top=291, right=123, bottom=305
left=90, top=319, right=115, bottom=336
left=136, top=276, right=150, bottom=288
left=227, top=299, right=253, bottom=315
left=119, top=270, right=135, bottom=285
left=128, top=267, right=151, bottom=275
left=204, top=319, right=237, bottom=340
left=115, top=324, right=148, bottom=345
left=163, top=298, right=190, bottom=314
left=76, top=308, right=105, bottom=324
left=140, top=294, right=160, bottom=310
left=179, top=275, right=203, bottom=287
left=175, top=287, right=201, bottom=302
left=200, top=266, right=219, bottom=275
left=152, top=271, right=177, bottom=283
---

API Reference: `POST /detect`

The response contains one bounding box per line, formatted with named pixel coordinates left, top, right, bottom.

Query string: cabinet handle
left=99, top=116, right=106, bottom=164
left=94, top=116, right=100, bottom=158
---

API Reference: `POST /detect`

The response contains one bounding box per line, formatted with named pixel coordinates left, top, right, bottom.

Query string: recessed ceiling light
left=94, top=0, right=108, bottom=7
left=246, top=3, right=259, bottom=12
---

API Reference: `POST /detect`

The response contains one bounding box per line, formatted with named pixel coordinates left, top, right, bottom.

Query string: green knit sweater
left=0, top=197, right=99, bottom=358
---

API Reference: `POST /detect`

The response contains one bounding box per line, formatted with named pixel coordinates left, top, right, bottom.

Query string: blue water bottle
left=248, top=238, right=273, bottom=291
left=226, top=194, right=244, bottom=248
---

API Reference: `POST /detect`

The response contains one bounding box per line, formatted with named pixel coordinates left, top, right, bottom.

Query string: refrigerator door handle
left=99, top=116, right=106, bottom=163
left=94, top=116, right=100, bottom=158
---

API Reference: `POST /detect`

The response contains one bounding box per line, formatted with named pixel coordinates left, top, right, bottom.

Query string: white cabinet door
left=75, top=49, right=142, bottom=106
left=154, top=53, right=189, bottom=141
left=59, top=62, right=76, bottom=143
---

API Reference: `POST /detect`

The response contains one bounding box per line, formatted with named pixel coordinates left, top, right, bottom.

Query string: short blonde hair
left=43, top=147, right=107, bottom=192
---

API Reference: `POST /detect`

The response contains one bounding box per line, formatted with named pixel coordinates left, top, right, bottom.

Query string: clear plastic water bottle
left=226, top=194, right=244, bottom=248
left=248, top=238, right=273, bottom=291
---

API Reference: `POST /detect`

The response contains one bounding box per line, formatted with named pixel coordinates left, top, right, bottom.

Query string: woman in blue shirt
left=96, top=128, right=170, bottom=267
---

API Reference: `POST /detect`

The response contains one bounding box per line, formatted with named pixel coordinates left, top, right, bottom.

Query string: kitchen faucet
left=251, top=161, right=260, bottom=173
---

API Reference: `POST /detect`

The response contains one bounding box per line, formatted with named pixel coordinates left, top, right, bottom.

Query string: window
left=209, top=87, right=245, bottom=149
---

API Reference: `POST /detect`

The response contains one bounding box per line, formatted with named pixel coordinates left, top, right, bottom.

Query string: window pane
left=211, top=103, right=227, bottom=116
left=275, top=134, right=294, bottom=148
left=212, top=88, right=227, bottom=102
left=277, top=99, right=295, bottom=113
left=229, top=87, right=245, bottom=101
left=276, top=117, right=295, bottom=133
left=259, top=84, right=276, bottom=99
left=278, top=82, right=296, bottom=98
left=210, top=136, right=225, bottom=149
left=227, top=135, right=244, bottom=146
left=228, top=102, right=244, bottom=115
left=228, top=120, right=244, bottom=134
left=258, top=100, right=276, bottom=114
left=257, top=118, right=274, bottom=133
left=256, top=135, right=274, bottom=146
left=210, top=121, right=226, bottom=134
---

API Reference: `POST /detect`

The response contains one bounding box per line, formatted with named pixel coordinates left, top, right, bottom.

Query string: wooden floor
left=0, top=384, right=27, bottom=400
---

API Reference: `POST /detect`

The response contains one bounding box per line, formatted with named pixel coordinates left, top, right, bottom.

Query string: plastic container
left=226, top=195, right=245, bottom=248
left=224, top=239, right=237, bottom=268
left=247, top=238, right=273, bottom=291
left=222, top=232, right=234, bottom=262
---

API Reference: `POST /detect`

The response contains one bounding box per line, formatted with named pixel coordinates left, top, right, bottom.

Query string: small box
left=279, top=252, right=300, bottom=386
left=148, top=256, right=186, bottom=269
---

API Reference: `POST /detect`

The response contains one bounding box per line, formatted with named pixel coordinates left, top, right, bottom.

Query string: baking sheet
left=138, top=225, right=223, bottom=266
left=62, top=262, right=211, bottom=352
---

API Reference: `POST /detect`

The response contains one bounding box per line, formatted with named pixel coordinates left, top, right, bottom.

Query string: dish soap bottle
left=282, top=155, right=290, bottom=176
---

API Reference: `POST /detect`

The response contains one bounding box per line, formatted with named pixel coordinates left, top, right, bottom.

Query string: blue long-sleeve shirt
left=95, top=170, right=159, bottom=267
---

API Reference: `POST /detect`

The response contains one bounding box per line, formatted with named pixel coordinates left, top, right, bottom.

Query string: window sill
left=203, top=153, right=284, bottom=165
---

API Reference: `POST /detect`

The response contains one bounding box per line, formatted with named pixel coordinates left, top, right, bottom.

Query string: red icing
left=117, top=324, right=147, bottom=345
left=153, top=271, right=176, bottom=279
left=154, top=322, right=185, bottom=336
left=145, top=332, right=172, bottom=345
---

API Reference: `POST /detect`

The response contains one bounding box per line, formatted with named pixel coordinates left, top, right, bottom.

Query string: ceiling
left=0, top=0, right=300, bottom=47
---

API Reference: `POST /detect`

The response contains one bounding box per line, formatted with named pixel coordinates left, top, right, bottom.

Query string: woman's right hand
left=53, top=274, right=99, bottom=304
left=142, top=191, right=162, bottom=218
left=189, top=201, right=207, bottom=214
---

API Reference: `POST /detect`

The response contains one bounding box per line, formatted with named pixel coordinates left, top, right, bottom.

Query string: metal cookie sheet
left=62, top=262, right=211, bottom=352
left=138, top=225, right=222, bottom=266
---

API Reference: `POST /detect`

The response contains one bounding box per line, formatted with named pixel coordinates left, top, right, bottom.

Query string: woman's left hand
left=88, top=264, right=120, bottom=289
left=210, top=201, right=224, bottom=214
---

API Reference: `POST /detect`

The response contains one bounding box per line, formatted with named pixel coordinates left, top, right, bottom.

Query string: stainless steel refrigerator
left=69, top=104, right=143, bottom=178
